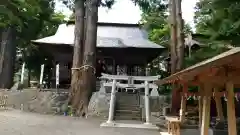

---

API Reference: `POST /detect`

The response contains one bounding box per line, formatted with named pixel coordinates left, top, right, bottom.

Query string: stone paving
left=0, top=109, right=160, bottom=135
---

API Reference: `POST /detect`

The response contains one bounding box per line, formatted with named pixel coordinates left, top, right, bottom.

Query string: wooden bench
left=165, top=116, right=181, bottom=135
left=0, top=94, right=8, bottom=109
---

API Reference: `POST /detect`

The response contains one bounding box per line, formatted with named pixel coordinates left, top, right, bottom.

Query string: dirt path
left=0, top=110, right=159, bottom=135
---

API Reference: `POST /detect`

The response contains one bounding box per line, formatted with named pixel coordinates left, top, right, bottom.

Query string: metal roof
left=32, top=23, right=164, bottom=49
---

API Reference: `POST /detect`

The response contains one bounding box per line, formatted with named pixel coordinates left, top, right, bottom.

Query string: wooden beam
left=214, top=88, right=224, bottom=121
left=179, top=67, right=219, bottom=83
left=226, top=81, right=237, bottom=135
left=195, top=68, right=240, bottom=86
left=201, top=84, right=211, bottom=135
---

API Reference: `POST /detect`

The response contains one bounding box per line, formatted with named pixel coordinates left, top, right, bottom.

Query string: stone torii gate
left=100, top=73, right=159, bottom=129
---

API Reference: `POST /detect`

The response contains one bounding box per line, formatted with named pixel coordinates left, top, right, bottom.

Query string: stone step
left=117, top=98, right=139, bottom=101
left=117, top=102, right=139, bottom=106
left=115, top=110, right=141, bottom=116
left=116, top=95, right=139, bottom=99
left=117, top=97, right=139, bottom=100
left=117, top=97, right=139, bottom=99
left=96, top=81, right=101, bottom=90
left=116, top=104, right=140, bottom=107
left=116, top=105, right=141, bottom=111
left=114, top=114, right=142, bottom=121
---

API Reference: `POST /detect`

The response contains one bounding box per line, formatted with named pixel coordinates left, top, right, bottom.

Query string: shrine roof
left=32, top=23, right=164, bottom=49
left=155, top=47, right=240, bottom=85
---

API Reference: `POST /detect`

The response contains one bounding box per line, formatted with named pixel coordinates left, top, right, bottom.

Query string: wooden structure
left=0, top=94, right=8, bottom=109
left=100, top=73, right=159, bottom=126
left=32, top=22, right=164, bottom=88
left=156, top=47, right=240, bottom=135
left=165, top=116, right=181, bottom=135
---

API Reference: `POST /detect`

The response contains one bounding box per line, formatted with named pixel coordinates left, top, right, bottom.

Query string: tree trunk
left=169, top=0, right=179, bottom=114
left=172, top=0, right=185, bottom=114
left=0, top=27, right=16, bottom=89
left=169, top=0, right=178, bottom=75
left=74, top=0, right=99, bottom=116
left=68, top=0, right=85, bottom=109
left=176, top=0, right=184, bottom=71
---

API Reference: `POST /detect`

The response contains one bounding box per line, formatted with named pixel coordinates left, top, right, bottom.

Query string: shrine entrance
left=100, top=73, right=159, bottom=129
left=115, top=92, right=141, bottom=120
left=115, top=81, right=143, bottom=121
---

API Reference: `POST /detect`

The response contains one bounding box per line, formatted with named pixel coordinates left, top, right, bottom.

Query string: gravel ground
left=0, top=109, right=160, bottom=135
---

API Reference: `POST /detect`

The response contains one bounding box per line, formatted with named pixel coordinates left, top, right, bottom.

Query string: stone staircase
left=96, top=80, right=101, bottom=91
left=114, top=92, right=142, bottom=121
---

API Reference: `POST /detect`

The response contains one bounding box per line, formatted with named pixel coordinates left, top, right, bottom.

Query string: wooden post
left=107, top=79, right=116, bottom=123
left=226, top=81, right=237, bottom=135
left=198, top=93, right=203, bottom=128
left=201, top=84, right=211, bottom=135
left=180, top=96, right=186, bottom=122
left=214, top=88, right=224, bottom=121
left=180, top=83, right=187, bottom=123
left=198, top=84, right=205, bottom=128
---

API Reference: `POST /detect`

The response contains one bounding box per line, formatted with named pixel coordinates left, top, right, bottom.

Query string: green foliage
left=137, top=0, right=232, bottom=94
left=136, top=0, right=170, bottom=94
left=184, top=42, right=229, bottom=68
left=1, top=0, right=65, bottom=79
left=192, top=0, right=238, bottom=75
left=59, top=0, right=116, bottom=11
left=195, top=0, right=240, bottom=46
left=133, top=0, right=168, bottom=14
left=138, top=0, right=192, bottom=48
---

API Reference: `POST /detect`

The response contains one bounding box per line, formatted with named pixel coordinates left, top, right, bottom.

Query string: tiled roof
left=32, top=23, right=164, bottom=49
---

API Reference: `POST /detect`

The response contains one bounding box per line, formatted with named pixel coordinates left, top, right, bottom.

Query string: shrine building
left=32, top=22, right=165, bottom=88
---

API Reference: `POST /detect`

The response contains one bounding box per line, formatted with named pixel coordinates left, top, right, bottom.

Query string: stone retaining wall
left=1, top=88, right=171, bottom=119
left=1, top=89, right=68, bottom=114
left=87, top=90, right=171, bottom=119
left=88, top=91, right=111, bottom=118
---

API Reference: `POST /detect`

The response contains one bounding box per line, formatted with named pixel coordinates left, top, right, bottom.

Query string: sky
left=55, top=0, right=198, bottom=28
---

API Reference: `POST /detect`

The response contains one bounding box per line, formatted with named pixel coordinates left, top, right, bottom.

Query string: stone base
left=100, top=121, right=159, bottom=130
left=159, top=132, right=170, bottom=135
